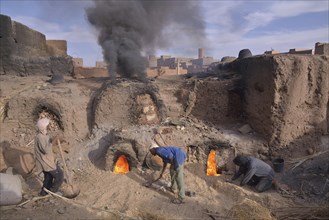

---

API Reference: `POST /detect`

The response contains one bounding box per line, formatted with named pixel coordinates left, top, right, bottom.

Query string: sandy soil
left=0, top=74, right=328, bottom=220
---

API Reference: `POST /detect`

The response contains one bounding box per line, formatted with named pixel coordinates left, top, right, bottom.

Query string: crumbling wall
left=1, top=56, right=73, bottom=76
left=93, top=78, right=242, bottom=129
left=190, top=80, right=242, bottom=125
left=73, top=67, right=108, bottom=79
left=0, top=14, right=73, bottom=76
left=241, top=54, right=329, bottom=147
left=72, top=58, right=83, bottom=67
left=238, top=56, right=276, bottom=141
left=0, top=15, right=48, bottom=58
left=46, top=40, right=67, bottom=56
left=4, top=90, right=90, bottom=142
left=93, top=82, right=163, bottom=129
left=315, top=42, right=329, bottom=55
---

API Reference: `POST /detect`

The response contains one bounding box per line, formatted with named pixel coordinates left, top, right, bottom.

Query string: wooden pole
left=57, top=139, right=72, bottom=185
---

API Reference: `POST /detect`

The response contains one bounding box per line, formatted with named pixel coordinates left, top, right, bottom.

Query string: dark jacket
left=232, top=156, right=275, bottom=186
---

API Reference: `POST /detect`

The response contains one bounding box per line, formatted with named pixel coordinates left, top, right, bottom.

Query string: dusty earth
left=0, top=72, right=328, bottom=220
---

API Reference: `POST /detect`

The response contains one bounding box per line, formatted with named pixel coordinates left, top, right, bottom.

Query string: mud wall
left=46, top=40, right=67, bottom=56
left=190, top=80, right=242, bottom=125
left=146, top=68, right=187, bottom=78
left=315, top=42, right=329, bottom=55
left=239, top=56, right=276, bottom=140
left=0, top=14, right=73, bottom=76
left=241, top=54, right=329, bottom=147
left=4, top=90, right=90, bottom=142
left=73, top=67, right=108, bottom=79
left=0, top=14, right=48, bottom=57
left=93, top=82, right=163, bottom=129
left=93, top=78, right=243, bottom=130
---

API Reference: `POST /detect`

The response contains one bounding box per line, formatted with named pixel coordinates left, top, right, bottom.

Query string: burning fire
left=207, top=150, right=221, bottom=176
left=113, top=155, right=129, bottom=174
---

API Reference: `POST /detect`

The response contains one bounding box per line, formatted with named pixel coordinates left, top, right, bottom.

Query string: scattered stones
left=57, top=207, right=66, bottom=214
left=307, top=148, right=314, bottom=155
left=238, top=124, right=253, bottom=134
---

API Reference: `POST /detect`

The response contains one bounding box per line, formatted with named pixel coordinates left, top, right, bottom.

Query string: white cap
left=37, top=118, right=50, bottom=131
left=150, top=141, right=159, bottom=149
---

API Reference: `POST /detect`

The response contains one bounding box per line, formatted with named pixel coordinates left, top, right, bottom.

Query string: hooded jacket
left=232, top=156, right=275, bottom=186
left=35, top=132, right=56, bottom=172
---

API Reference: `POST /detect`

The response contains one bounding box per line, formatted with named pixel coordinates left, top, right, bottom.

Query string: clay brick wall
left=73, top=67, right=108, bottom=78
left=95, top=61, right=107, bottom=68
left=241, top=55, right=329, bottom=147
left=72, top=58, right=84, bottom=67
left=146, top=68, right=158, bottom=77
left=146, top=67, right=187, bottom=77
left=0, top=14, right=13, bottom=53
left=148, top=55, right=157, bottom=68
left=191, top=80, right=242, bottom=124
left=315, top=42, right=329, bottom=55
left=239, top=56, right=275, bottom=141
left=12, top=21, right=48, bottom=55
left=289, top=48, right=313, bottom=54
left=265, top=50, right=280, bottom=55
left=46, top=40, right=67, bottom=56
left=0, top=14, right=73, bottom=76
left=0, top=15, right=48, bottom=57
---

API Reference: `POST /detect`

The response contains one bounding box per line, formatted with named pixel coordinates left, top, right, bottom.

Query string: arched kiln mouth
left=112, top=152, right=133, bottom=174
left=206, top=149, right=223, bottom=176
left=34, top=104, right=63, bottom=131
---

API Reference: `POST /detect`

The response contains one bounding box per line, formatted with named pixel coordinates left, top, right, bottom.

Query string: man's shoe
left=171, top=198, right=184, bottom=204
left=168, top=187, right=178, bottom=194
left=38, top=190, right=48, bottom=196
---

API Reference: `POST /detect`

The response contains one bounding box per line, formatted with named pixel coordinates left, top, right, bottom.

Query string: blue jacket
left=155, top=146, right=187, bottom=169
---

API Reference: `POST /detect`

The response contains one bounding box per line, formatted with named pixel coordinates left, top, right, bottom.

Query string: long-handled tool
left=143, top=176, right=161, bottom=188
left=57, top=139, right=80, bottom=199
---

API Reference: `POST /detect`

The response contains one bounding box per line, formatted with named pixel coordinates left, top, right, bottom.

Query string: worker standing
left=35, top=118, right=64, bottom=196
left=149, top=142, right=187, bottom=204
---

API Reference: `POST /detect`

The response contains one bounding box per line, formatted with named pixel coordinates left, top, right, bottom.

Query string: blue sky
left=1, top=0, right=328, bottom=67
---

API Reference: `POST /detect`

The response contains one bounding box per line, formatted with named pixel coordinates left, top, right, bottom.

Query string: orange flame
left=113, top=155, right=129, bottom=174
left=207, top=150, right=221, bottom=176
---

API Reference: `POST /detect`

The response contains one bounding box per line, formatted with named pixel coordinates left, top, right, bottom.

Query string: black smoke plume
left=86, top=0, right=205, bottom=81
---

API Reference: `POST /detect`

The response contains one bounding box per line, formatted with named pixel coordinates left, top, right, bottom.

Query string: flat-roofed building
left=72, top=58, right=83, bottom=67
left=96, top=61, right=107, bottom=68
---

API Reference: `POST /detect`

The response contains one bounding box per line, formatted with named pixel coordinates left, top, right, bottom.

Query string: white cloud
left=8, top=1, right=329, bottom=66
left=46, top=25, right=98, bottom=44
left=244, top=1, right=329, bottom=33
left=197, top=1, right=328, bottom=60
left=201, top=1, right=328, bottom=38
left=270, top=1, right=328, bottom=17
left=207, top=27, right=328, bottom=59
left=12, top=16, right=61, bottom=33
left=201, top=1, right=243, bottom=28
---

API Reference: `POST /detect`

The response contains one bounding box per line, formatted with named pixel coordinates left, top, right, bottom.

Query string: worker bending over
left=230, top=155, right=275, bottom=192
left=149, top=143, right=187, bottom=204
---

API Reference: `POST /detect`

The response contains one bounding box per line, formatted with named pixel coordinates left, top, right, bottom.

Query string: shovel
left=143, top=177, right=161, bottom=188
left=57, top=139, right=80, bottom=199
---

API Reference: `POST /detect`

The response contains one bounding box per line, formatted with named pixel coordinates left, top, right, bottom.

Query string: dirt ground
left=0, top=74, right=328, bottom=220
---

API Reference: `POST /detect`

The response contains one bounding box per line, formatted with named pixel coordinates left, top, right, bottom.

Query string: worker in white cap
left=149, top=142, right=187, bottom=204
left=35, top=118, right=63, bottom=196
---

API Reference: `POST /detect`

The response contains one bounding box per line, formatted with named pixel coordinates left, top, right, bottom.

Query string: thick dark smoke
left=86, top=0, right=205, bottom=81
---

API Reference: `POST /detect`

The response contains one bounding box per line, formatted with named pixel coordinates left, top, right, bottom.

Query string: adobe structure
left=0, top=14, right=73, bottom=76
left=0, top=14, right=328, bottom=150
left=0, top=13, right=329, bottom=220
